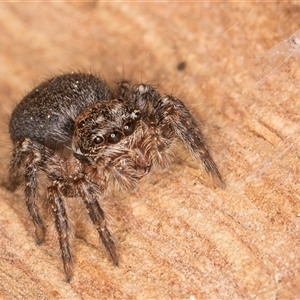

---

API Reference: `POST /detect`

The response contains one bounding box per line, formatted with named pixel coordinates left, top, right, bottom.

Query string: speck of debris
left=177, top=61, right=186, bottom=71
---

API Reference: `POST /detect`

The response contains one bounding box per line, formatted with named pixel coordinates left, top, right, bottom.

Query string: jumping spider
left=9, top=72, right=225, bottom=281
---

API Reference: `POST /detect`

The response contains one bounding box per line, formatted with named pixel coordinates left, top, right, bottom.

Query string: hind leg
left=9, top=138, right=46, bottom=244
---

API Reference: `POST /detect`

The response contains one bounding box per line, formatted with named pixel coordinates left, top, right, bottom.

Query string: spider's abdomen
left=9, top=73, right=112, bottom=150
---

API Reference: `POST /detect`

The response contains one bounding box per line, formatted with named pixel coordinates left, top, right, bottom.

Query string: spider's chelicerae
left=9, top=72, right=225, bottom=281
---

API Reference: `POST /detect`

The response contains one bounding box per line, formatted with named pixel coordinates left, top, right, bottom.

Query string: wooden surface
left=0, top=2, right=300, bottom=299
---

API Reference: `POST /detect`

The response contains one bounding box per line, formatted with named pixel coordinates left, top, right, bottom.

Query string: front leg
left=130, top=83, right=225, bottom=187
left=159, top=95, right=225, bottom=189
left=76, top=178, right=119, bottom=266
left=48, top=184, right=73, bottom=282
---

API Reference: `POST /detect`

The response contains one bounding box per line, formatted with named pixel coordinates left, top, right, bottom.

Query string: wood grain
left=0, top=2, right=299, bottom=299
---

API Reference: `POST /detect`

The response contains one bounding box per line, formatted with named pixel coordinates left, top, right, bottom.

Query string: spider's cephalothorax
left=8, top=72, right=225, bottom=282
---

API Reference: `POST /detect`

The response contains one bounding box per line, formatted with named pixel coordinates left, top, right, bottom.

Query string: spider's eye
left=78, top=119, right=86, bottom=128
left=123, top=121, right=135, bottom=136
left=134, top=111, right=141, bottom=120
left=93, top=136, right=104, bottom=144
left=107, top=131, right=122, bottom=144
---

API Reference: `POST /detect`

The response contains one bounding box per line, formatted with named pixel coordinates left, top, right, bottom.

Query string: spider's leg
left=9, top=141, right=25, bottom=191
left=130, top=83, right=161, bottom=113
left=76, top=179, right=119, bottom=266
left=115, top=80, right=131, bottom=100
left=158, top=95, right=225, bottom=189
left=48, top=184, right=73, bottom=282
left=12, top=139, right=46, bottom=244
left=129, top=83, right=224, bottom=188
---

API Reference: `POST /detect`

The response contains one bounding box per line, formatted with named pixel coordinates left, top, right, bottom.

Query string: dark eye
left=134, top=111, right=141, bottom=120
left=78, top=119, right=86, bottom=128
left=123, top=121, right=135, bottom=136
left=93, top=136, right=104, bottom=144
left=107, top=131, right=122, bottom=144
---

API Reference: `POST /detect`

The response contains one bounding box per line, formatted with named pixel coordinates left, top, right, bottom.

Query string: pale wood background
left=0, top=2, right=299, bottom=299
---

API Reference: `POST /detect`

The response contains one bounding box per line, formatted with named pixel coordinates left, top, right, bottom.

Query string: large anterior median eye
left=107, top=130, right=122, bottom=144
left=123, top=121, right=135, bottom=136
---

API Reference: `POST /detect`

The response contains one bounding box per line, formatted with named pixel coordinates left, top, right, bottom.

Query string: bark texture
left=0, top=3, right=299, bottom=299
